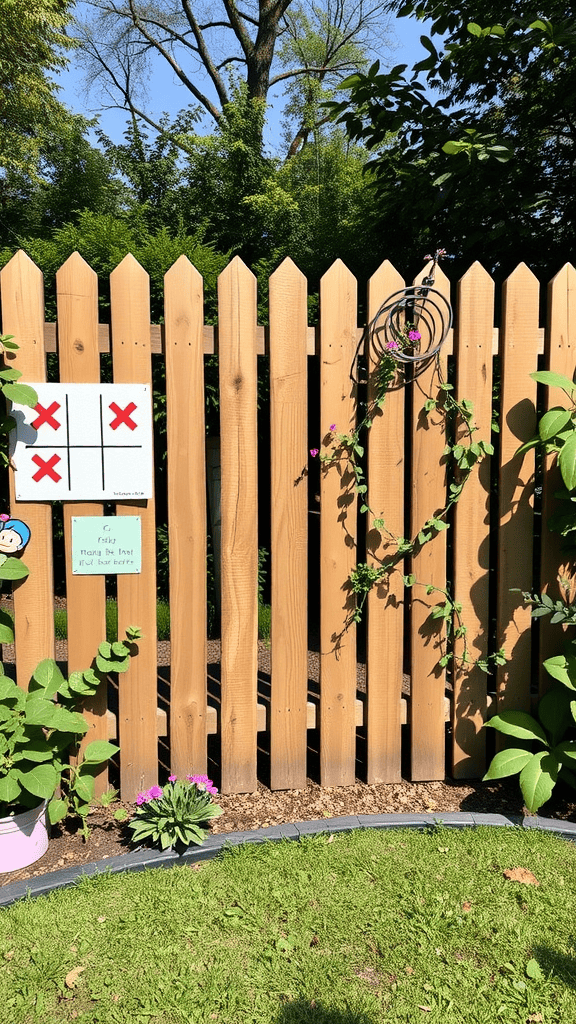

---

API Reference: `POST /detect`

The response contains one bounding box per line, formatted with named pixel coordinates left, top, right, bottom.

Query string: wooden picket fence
left=1, top=250, right=575, bottom=801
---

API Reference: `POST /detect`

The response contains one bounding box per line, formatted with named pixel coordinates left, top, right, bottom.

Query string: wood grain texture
left=164, top=256, right=208, bottom=777
left=0, top=251, right=54, bottom=687
left=269, top=258, right=308, bottom=790
left=409, top=263, right=450, bottom=781
left=56, top=253, right=108, bottom=790
left=218, top=257, right=258, bottom=793
left=452, top=262, right=494, bottom=778
left=109, top=255, right=158, bottom=799
left=365, top=260, right=405, bottom=783
left=496, top=264, right=539, bottom=712
left=319, top=260, right=358, bottom=787
left=540, top=263, right=576, bottom=693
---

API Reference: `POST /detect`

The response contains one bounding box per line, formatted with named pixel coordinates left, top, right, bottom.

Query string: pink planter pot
left=0, top=801, right=49, bottom=874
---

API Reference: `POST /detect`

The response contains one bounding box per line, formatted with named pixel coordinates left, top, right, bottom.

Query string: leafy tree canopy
left=0, top=0, right=77, bottom=176
left=330, top=2, right=576, bottom=279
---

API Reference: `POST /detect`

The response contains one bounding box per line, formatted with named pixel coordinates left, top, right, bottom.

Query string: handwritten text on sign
left=71, top=517, right=142, bottom=575
left=10, top=383, right=153, bottom=500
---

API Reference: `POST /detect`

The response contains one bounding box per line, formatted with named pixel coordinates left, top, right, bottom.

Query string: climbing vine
left=310, top=251, right=504, bottom=674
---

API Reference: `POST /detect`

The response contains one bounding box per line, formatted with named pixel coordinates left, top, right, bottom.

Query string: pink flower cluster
left=408, top=330, right=421, bottom=342
left=186, top=773, right=218, bottom=796
left=136, top=773, right=218, bottom=805
left=136, top=784, right=163, bottom=805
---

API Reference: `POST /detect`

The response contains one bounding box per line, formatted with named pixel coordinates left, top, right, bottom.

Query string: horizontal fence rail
left=1, top=250, right=575, bottom=800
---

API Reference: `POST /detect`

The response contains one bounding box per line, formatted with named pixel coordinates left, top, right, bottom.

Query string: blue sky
left=53, top=7, right=431, bottom=154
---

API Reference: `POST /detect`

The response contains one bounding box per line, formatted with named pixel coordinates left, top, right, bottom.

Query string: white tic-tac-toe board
left=10, top=384, right=153, bottom=501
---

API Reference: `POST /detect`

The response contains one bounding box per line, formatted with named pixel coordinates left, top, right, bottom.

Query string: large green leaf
left=16, top=763, right=59, bottom=799
left=0, top=557, right=30, bottom=580
left=47, top=798, right=68, bottom=824
left=539, top=407, right=572, bottom=441
left=559, top=432, right=576, bottom=491
left=13, top=739, right=53, bottom=763
left=543, top=655, right=575, bottom=689
left=531, top=370, right=576, bottom=392
left=30, top=658, right=65, bottom=699
left=3, top=382, right=38, bottom=407
left=485, top=710, right=548, bottom=745
left=82, top=740, right=119, bottom=764
left=49, top=707, right=88, bottom=735
left=73, top=773, right=95, bottom=804
left=24, top=697, right=62, bottom=728
left=483, top=748, right=533, bottom=780
left=0, top=609, right=14, bottom=644
left=0, top=676, right=21, bottom=701
left=0, top=773, right=21, bottom=803
left=519, top=751, right=559, bottom=812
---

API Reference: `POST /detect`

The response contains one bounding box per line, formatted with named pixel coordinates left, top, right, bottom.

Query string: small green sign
left=71, top=516, right=141, bottom=575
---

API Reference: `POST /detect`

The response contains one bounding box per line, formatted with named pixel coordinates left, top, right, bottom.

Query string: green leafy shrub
left=0, top=627, right=141, bottom=836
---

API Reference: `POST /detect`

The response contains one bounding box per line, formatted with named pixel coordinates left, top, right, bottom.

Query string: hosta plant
left=483, top=639, right=576, bottom=812
left=128, top=774, right=223, bottom=850
left=0, top=626, right=141, bottom=837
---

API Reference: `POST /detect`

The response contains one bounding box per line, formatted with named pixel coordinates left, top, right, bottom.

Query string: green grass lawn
left=2, top=826, right=576, bottom=1023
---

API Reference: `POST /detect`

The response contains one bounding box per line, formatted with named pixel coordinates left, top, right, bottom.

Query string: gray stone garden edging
left=2, top=811, right=576, bottom=909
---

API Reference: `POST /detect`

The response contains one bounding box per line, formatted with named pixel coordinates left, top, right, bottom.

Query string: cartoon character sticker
left=0, top=515, right=31, bottom=555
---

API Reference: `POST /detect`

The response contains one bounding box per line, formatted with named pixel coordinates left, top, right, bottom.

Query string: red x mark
left=32, top=401, right=60, bottom=431
left=109, top=401, right=137, bottom=431
left=31, top=453, right=61, bottom=483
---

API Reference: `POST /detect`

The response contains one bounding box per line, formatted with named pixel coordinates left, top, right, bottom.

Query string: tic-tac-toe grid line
left=26, top=393, right=144, bottom=493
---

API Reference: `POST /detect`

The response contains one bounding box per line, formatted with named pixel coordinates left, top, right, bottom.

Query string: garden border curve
left=2, top=811, right=576, bottom=908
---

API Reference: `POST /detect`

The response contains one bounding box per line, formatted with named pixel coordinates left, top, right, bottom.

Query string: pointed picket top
left=110, top=250, right=149, bottom=287
left=320, top=257, right=355, bottom=291
left=548, top=261, right=576, bottom=290
left=367, top=259, right=404, bottom=320
left=56, top=250, right=97, bottom=281
left=368, top=257, right=403, bottom=289
left=164, top=253, right=203, bottom=289
left=218, top=254, right=256, bottom=288
left=503, top=261, right=539, bottom=290
left=270, top=255, right=306, bottom=287
left=0, top=247, right=42, bottom=280
left=457, top=262, right=494, bottom=323
left=458, top=260, right=493, bottom=287
left=56, top=252, right=99, bottom=380
left=56, top=252, right=98, bottom=313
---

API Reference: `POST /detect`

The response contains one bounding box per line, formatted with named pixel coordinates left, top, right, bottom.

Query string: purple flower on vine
left=329, top=424, right=336, bottom=432
left=408, top=330, right=421, bottom=342
left=310, top=448, right=319, bottom=457
left=168, top=774, right=177, bottom=782
left=386, top=340, right=400, bottom=351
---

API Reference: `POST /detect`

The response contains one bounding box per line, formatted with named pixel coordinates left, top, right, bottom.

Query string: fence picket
left=165, top=256, right=208, bottom=778
left=540, top=264, right=576, bottom=693
left=218, top=257, right=258, bottom=793
left=110, top=255, right=158, bottom=800
left=365, top=260, right=405, bottom=784
left=319, top=260, right=358, bottom=787
left=452, top=262, right=494, bottom=777
left=496, top=264, right=539, bottom=714
left=269, top=258, right=308, bottom=790
left=56, top=253, right=108, bottom=790
left=409, top=262, right=450, bottom=781
left=1, top=251, right=54, bottom=687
